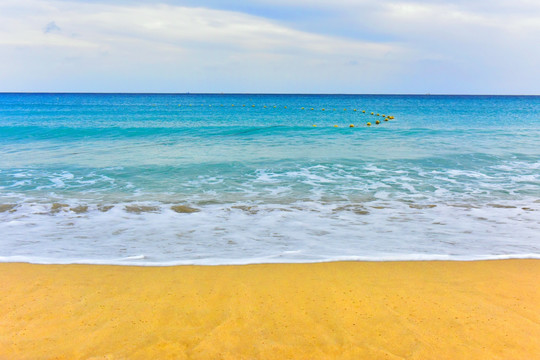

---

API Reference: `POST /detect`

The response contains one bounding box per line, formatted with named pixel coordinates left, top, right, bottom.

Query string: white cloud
left=0, top=0, right=538, bottom=93
left=0, top=0, right=412, bottom=92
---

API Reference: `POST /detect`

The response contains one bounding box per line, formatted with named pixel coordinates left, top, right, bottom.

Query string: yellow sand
left=1, top=260, right=539, bottom=360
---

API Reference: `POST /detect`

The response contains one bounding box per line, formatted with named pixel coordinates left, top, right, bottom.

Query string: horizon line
left=1, top=92, right=539, bottom=96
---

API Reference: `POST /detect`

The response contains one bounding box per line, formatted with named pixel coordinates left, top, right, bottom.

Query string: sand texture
left=1, top=260, right=539, bottom=359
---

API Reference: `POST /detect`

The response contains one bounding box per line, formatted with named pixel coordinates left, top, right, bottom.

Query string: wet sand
left=1, top=260, right=539, bottom=359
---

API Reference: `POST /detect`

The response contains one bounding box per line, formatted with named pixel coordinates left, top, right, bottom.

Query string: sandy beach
left=1, top=260, right=539, bottom=359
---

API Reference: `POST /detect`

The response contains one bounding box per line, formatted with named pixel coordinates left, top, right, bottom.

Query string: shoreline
left=1, top=260, right=539, bottom=359
left=2, top=253, right=540, bottom=266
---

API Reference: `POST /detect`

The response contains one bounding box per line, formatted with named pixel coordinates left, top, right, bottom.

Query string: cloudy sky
left=1, top=0, right=539, bottom=94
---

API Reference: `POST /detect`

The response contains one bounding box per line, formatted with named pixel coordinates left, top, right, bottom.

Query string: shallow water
left=1, top=93, right=539, bottom=264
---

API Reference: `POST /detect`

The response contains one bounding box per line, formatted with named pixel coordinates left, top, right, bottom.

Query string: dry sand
left=1, top=260, right=539, bottom=359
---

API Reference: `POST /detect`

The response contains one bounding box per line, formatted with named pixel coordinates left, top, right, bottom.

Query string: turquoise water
left=1, top=93, right=539, bottom=264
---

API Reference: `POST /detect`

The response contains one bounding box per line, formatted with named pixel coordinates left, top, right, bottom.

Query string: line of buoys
left=306, top=122, right=387, bottom=128
left=173, top=104, right=396, bottom=125
left=308, top=121, right=387, bottom=127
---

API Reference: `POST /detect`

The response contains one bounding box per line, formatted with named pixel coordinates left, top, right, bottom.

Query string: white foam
left=1, top=254, right=540, bottom=266
left=0, top=199, right=539, bottom=266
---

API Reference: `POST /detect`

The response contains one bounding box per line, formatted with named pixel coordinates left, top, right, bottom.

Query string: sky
left=0, top=0, right=539, bottom=94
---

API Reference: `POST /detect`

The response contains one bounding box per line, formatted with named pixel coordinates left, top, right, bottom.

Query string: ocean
left=0, top=93, right=539, bottom=265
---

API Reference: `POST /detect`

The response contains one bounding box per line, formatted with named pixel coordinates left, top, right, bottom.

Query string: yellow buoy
left=381, top=114, right=385, bottom=117
left=264, top=105, right=267, bottom=108
left=284, top=106, right=287, bottom=109
left=311, top=108, right=314, bottom=110
left=384, top=118, right=389, bottom=121
left=273, top=106, right=276, bottom=108
left=301, top=107, right=305, bottom=110
left=312, top=125, right=317, bottom=127
left=349, top=124, right=355, bottom=128
left=242, top=105, right=245, bottom=107
left=371, top=112, right=374, bottom=115
left=178, top=104, right=181, bottom=107
left=362, top=110, right=366, bottom=113
left=367, top=122, right=372, bottom=126
left=252, top=105, right=255, bottom=107
left=322, top=108, right=325, bottom=111
left=376, top=120, right=380, bottom=124
left=389, top=116, right=394, bottom=119
left=334, top=125, right=339, bottom=127
left=376, top=113, right=380, bottom=116
left=353, top=109, right=357, bottom=111
left=344, top=108, right=347, bottom=111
